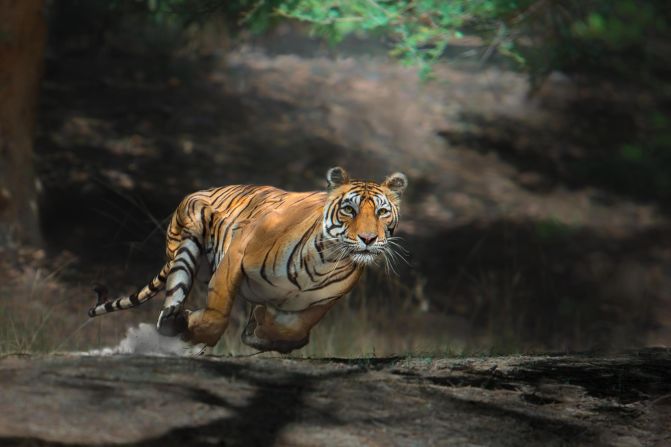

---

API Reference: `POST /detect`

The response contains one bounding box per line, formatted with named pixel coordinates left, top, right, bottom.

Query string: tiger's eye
left=377, top=208, right=389, bottom=216
left=342, top=205, right=355, bottom=214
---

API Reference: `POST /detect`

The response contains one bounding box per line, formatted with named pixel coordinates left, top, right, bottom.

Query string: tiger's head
left=322, top=166, right=408, bottom=266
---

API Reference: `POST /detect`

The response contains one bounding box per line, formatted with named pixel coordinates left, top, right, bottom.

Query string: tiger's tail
left=88, top=262, right=171, bottom=317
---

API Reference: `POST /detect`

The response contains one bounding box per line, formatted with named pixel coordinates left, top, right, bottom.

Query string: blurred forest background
left=1, top=0, right=670, bottom=356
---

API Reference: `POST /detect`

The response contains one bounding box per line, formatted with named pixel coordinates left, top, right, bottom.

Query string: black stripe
left=129, top=293, right=140, bottom=306
left=211, top=218, right=229, bottom=259
left=230, top=195, right=256, bottom=220
left=176, top=246, right=197, bottom=267
left=174, top=258, right=195, bottom=277
left=208, top=210, right=215, bottom=237
left=305, top=265, right=357, bottom=291
left=202, top=186, right=223, bottom=198
left=185, top=235, right=203, bottom=252
left=166, top=283, right=189, bottom=297
left=286, top=225, right=315, bottom=289
left=292, top=191, right=320, bottom=206
left=313, top=260, right=351, bottom=277
left=239, top=260, right=251, bottom=292
left=209, top=187, right=230, bottom=208
left=260, top=247, right=276, bottom=286
left=175, top=213, right=188, bottom=229
left=217, top=219, right=238, bottom=254
left=305, top=262, right=316, bottom=283
left=104, top=302, right=114, bottom=313
left=200, top=207, right=207, bottom=241
left=314, top=233, right=324, bottom=263
left=328, top=197, right=340, bottom=221
left=187, top=196, right=200, bottom=216
left=221, top=186, right=251, bottom=209
left=246, top=199, right=271, bottom=219
left=171, top=263, right=194, bottom=278
left=307, top=295, right=340, bottom=307
left=211, top=185, right=241, bottom=209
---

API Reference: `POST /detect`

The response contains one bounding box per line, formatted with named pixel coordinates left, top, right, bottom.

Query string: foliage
left=155, top=0, right=538, bottom=78
left=520, top=0, right=670, bottom=86
left=51, top=0, right=670, bottom=83
left=574, top=110, right=671, bottom=202
left=261, top=0, right=527, bottom=78
left=282, top=0, right=667, bottom=85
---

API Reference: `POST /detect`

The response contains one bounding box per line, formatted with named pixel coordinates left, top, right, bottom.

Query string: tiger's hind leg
left=181, top=242, right=243, bottom=346
left=157, top=236, right=202, bottom=337
left=241, top=300, right=339, bottom=353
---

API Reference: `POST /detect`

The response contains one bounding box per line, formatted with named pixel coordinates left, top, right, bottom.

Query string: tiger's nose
left=358, top=233, right=377, bottom=246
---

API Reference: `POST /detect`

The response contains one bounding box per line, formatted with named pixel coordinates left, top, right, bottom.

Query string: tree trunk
left=0, top=0, right=45, bottom=246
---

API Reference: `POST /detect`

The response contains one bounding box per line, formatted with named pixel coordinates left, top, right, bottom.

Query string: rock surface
left=0, top=349, right=669, bottom=446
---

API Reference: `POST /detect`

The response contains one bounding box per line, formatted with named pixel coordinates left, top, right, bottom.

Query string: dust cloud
left=85, top=323, right=202, bottom=356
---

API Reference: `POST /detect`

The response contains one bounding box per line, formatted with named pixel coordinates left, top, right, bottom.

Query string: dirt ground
left=1, top=24, right=668, bottom=355
left=0, top=348, right=669, bottom=446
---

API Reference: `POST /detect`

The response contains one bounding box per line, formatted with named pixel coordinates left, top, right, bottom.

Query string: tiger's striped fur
left=88, top=167, right=407, bottom=352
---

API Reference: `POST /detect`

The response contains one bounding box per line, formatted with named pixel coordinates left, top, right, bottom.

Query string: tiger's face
left=322, top=167, right=408, bottom=266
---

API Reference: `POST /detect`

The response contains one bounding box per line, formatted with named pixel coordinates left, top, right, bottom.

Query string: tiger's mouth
left=349, top=249, right=380, bottom=265
left=325, top=240, right=385, bottom=265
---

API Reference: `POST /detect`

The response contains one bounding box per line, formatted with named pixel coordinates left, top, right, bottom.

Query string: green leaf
left=620, top=145, right=644, bottom=161
left=587, top=13, right=605, bottom=35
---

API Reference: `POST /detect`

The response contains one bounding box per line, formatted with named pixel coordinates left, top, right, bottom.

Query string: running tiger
left=88, top=167, right=408, bottom=353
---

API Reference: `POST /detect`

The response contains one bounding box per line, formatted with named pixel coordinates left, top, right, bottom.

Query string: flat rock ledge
left=0, top=349, right=669, bottom=446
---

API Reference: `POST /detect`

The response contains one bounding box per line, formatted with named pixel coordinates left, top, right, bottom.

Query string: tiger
left=88, top=167, right=408, bottom=353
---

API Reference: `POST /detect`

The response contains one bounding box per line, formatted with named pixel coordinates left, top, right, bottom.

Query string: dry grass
left=0, top=262, right=87, bottom=354
left=4, top=251, right=650, bottom=358
left=0, top=250, right=468, bottom=357
left=0, top=249, right=162, bottom=355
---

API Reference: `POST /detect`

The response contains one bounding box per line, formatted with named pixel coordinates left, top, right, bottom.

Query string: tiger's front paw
left=156, top=305, right=188, bottom=337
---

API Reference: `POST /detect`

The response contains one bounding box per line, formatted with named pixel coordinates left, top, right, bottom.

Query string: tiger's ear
left=382, top=172, right=408, bottom=196
left=326, top=167, right=350, bottom=190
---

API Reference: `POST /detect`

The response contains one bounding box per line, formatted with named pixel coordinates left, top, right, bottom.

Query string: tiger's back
left=166, top=185, right=355, bottom=311
left=166, top=185, right=324, bottom=274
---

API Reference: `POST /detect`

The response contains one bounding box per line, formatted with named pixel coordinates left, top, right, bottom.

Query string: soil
left=1, top=348, right=669, bottom=446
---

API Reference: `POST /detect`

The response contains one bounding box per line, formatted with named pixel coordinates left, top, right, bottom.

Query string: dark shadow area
left=37, top=48, right=351, bottom=272
left=393, top=348, right=671, bottom=405
left=509, top=348, right=671, bottom=404
left=439, top=83, right=671, bottom=208
left=130, top=359, right=355, bottom=447
left=408, top=220, right=670, bottom=351
left=444, top=393, right=596, bottom=441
